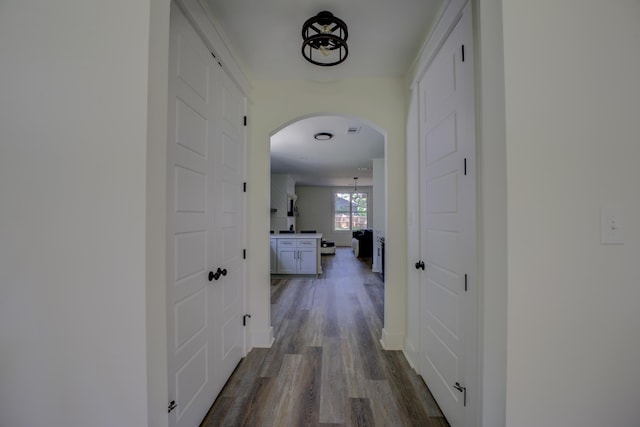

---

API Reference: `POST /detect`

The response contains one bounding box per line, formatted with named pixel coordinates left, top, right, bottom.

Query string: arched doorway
left=267, top=112, right=387, bottom=319
left=269, top=114, right=385, bottom=239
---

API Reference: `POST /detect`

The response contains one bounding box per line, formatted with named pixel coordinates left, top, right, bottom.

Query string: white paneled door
left=418, top=5, right=476, bottom=427
left=211, top=64, right=246, bottom=394
left=167, top=4, right=246, bottom=427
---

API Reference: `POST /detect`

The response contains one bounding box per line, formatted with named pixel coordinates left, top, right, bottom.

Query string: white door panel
left=175, top=100, right=208, bottom=157
left=211, top=68, right=245, bottom=394
left=167, top=6, right=215, bottom=425
left=419, top=5, right=476, bottom=427
left=425, top=113, right=457, bottom=166
left=167, top=4, right=246, bottom=426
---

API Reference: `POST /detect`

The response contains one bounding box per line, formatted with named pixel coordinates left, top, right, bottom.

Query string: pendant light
left=301, top=11, right=348, bottom=66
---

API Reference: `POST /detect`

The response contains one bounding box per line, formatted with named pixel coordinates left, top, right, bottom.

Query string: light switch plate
left=601, top=206, right=624, bottom=245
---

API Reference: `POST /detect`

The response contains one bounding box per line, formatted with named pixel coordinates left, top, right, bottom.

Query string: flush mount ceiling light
left=314, top=132, right=334, bottom=141
left=301, top=11, right=348, bottom=67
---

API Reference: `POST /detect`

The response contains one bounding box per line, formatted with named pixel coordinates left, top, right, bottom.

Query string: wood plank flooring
left=201, top=247, right=449, bottom=427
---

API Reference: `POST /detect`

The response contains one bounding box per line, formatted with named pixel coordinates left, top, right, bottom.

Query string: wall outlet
left=601, top=206, right=624, bottom=245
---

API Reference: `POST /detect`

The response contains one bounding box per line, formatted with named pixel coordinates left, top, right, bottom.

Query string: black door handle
left=415, top=261, right=425, bottom=270
left=209, top=268, right=227, bottom=282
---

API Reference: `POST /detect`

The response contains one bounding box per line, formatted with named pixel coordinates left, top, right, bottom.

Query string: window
left=334, top=192, right=368, bottom=231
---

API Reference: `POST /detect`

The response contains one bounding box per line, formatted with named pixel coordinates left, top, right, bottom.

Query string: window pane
left=334, top=193, right=351, bottom=213
left=334, top=192, right=351, bottom=230
left=335, top=214, right=351, bottom=230
left=334, top=192, right=367, bottom=231
left=352, top=192, right=367, bottom=229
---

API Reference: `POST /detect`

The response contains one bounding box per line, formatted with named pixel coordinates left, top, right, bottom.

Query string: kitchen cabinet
left=270, top=235, right=322, bottom=276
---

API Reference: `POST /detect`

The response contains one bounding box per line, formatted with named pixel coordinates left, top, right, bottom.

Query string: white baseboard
left=251, top=325, right=274, bottom=348
left=403, top=339, right=420, bottom=373
left=380, top=328, right=404, bottom=350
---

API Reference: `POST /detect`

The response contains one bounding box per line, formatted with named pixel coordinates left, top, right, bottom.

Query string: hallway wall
left=0, top=0, right=153, bottom=425
left=502, top=1, right=640, bottom=425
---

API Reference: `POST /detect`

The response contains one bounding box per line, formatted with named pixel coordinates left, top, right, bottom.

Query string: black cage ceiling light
left=301, top=11, right=348, bottom=67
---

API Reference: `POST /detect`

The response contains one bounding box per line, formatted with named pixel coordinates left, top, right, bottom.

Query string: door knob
left=209, top=268, right=227, bottom=282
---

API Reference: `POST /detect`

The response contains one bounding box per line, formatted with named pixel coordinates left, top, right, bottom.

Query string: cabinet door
left=277, top=239, right=298, bottom=274
left=297, top=239, right=317, bottom=274
left=297, top=248, right=317, bottom=274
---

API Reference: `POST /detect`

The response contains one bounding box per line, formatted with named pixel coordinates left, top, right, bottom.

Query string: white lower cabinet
left=276, top=239, right=298, bottom=274
left=272, top=237, right=319, bottom=275
left=297, top=240, right=317, bottom=274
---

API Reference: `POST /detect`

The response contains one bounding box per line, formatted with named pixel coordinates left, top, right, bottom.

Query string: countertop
left=270, top=233, right=322, bottom=239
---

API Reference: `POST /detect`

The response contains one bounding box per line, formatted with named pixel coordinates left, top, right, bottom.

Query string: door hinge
left=243, top=249, right=246, bottom=259
left=454, top=382, right=467, bottom=406
left=168, top=400, right=177, bottom=413
left=242, top=314, right=251, bottom=326
left=243, top=182, right=247, bottom=192
left=464, top=274, right=468, bottom=292
left=461, top=44, right=465, bottom=62
left=243, top=115, right=247, bottom=126
left=211, top=52, right=222, bottom=67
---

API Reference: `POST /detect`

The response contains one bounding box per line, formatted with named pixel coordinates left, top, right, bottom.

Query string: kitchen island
left=270, top=233, right=322, bottom=276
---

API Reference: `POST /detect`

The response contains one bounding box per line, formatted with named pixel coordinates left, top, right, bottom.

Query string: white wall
left=248, top=79, right=408, bottom=349
left=146, top=0, right=171, bottom=426
left=0, top=1, right=152, bottom=426
left=474, top=0, right=508, bottom=426
left=371, top=158, right=386, bottom=273
left=404, top=88, right=421, bottom=369
left=296, top=186, right=374, bottom=247
left=502, top=1, right=640, bottom=425
left=372, top=158, right=386, bottom=235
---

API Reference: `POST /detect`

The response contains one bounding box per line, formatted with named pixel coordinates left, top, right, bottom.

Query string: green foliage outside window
left=334, top=192, right=367, bottom=231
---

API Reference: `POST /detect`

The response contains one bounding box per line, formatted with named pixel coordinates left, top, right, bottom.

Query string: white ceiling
left=203, top=0, right=446, bottom=185
left=271, top=115, right=384, bottom=186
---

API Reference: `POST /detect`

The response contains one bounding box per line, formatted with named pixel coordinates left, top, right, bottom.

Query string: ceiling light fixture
left=314, top=132, right=334, bottom=141
left=301, top=11, right=348, bottom=67
left=353, top=176, right=358, bottom=192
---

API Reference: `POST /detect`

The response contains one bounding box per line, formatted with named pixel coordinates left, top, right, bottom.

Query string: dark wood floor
left=201, top=247, right=449, bottom=427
